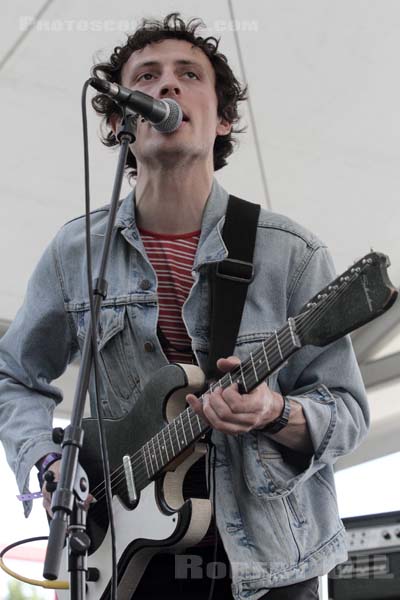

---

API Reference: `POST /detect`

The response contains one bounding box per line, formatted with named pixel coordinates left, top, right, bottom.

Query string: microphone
left=90, top=78, right=182, bottom=133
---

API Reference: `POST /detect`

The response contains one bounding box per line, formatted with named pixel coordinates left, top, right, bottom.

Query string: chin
left=143, top=142, right=198, bottom=165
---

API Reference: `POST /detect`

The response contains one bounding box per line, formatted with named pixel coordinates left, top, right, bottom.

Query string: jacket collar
left=114, top=178, right=230, bottom=269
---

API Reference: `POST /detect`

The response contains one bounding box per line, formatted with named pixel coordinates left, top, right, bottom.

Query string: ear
left=216, top=117, right=232, bottom=137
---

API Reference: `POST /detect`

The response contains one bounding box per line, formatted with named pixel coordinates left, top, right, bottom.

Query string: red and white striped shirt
left=139, top=227, right=200, bottom=364
left=140, top=226, right=215, bottom=546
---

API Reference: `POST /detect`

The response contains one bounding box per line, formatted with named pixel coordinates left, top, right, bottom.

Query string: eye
left=184, top=71, right=199, bottom=79
left=137, top=72, right=154, bottom=82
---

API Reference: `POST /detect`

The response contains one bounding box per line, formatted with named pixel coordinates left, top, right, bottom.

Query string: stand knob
left=69, top=531, right=91, bottom=555
left=44, top=470, right=57, bottom=493
left=86, top=567, right=100, bottom=582
left=52, top=427, right=64, bottom=444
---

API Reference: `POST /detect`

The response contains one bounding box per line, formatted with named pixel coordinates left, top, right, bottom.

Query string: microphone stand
left=43, top=109, right=137, bottom=598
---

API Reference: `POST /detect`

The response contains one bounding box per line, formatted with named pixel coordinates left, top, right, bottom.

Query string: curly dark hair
left=91, top=13, right=247, bottom=177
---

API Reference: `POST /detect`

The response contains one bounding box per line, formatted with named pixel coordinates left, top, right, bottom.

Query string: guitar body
left=57, top=363, right=211, bottom=600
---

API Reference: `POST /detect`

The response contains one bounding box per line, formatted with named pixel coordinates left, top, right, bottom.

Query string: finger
left=83, top=493, right=96, bottom=512
left=204, top=390, right=257, bottom=430
left=221, top=384, right=267, bottom=414
left=216, top=356, right=241, bottom=373
left=186, top=393, right=210, bottom=425
left=202, top=399, right=254, bottom=434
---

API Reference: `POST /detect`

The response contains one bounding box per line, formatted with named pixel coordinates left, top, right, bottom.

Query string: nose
left=157, top=72, right=181, bottom=99
left=159, top=83, right=181, bottom=98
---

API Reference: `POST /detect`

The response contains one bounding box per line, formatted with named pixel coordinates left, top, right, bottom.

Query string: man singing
left=0, top=13, right=368, bottom=599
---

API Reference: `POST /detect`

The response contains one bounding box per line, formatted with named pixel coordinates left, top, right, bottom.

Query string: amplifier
left=329, top=511, right=400, bottom=599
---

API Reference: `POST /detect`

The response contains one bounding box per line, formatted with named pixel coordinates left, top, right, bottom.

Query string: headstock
left=296, top=252, right=398, bottom=347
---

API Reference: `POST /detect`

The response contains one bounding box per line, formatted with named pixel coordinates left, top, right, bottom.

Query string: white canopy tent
left=0, top=0, right=399, bottom=475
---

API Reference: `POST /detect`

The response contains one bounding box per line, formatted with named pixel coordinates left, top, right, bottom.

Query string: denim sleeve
left=0, top=234, right=77, bottom=515
left=278, top=244, right=369, bottom=468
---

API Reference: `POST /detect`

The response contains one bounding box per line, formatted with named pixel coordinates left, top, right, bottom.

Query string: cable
left=81, top=78, right=118, bottom=599
left=206, top=442, right=218, bottom=600
left=227, top=0, right=272, bottom=210
left=0, top=536, right=68, bottom=589
left=0, top=0, right=55, bottom=72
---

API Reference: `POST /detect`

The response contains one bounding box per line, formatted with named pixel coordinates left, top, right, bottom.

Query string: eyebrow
left=128, top=59, right=205, bottom=77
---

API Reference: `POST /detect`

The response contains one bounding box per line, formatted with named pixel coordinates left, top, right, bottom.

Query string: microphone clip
left=116, top=107, right=137, bottom=144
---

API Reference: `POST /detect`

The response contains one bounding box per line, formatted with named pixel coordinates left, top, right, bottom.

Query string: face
left=119, top=38, right=232, bottom=172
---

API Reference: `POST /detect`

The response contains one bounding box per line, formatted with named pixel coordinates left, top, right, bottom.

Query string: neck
left=134, top=162, right=214, bottom=234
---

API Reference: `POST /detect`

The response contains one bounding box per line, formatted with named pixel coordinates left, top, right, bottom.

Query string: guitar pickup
left=123, top=455, right=137, bottom=503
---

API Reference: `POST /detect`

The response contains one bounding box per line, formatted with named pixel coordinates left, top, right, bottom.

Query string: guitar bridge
left=123, top=455, right=137, bottom=502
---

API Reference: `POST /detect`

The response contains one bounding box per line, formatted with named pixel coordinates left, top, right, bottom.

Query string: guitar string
left=87, top=322, right=295, bottom=501
left=87, top=267, right=361, bottom=505
left=87, top=267, right=363, bottom=511
left=87, top=327, right=295, bottom=505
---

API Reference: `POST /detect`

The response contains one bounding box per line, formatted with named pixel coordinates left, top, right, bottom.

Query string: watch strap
left=262, top=396, right=291, bottom=434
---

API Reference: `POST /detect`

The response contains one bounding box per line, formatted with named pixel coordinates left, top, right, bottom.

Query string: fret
left=173, top=419, right=181, bottom=451
left=274, top=330, right=284, bottom=360
left=262, top=341, right=270, bottom=371
left=167, top=423, right=175, bottom=457
left=146, top=441, right=156, bottom=477
left=240, top=363, right=248, bottom=392
left=162, top=428, right=170, bottom=462
left=186, top=409, right=194, bottom=440
left=155, top=432, right=164, bottom=467
left=151, top=437, right=159, bottom=471
left=180, top=413, right=188, bottom=446
left=250, top=352, right=258, bottom=381
left=142, top=446, right=150, bottom=480
left=195, top=412, right=202, bottom=433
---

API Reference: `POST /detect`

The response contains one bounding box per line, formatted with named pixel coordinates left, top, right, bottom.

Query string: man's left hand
left=186, top=356, right=284, bottom=435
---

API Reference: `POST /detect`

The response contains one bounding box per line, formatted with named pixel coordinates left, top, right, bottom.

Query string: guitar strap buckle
left=215, top=258, right=254, bottom=283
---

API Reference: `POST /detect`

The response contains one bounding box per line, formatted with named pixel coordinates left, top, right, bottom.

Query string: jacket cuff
left=15, top=434, right=62, bottom=517
left=287, top=384, right=337, bottom=461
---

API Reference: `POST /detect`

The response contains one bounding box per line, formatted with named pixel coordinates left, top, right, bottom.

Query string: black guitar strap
left=206, top=195, right=260, bottom=379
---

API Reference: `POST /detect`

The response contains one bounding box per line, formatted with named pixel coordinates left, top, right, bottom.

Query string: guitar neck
left=134, top=318, right=303, bottom=487
left=110, top=251, right=397, bottom=499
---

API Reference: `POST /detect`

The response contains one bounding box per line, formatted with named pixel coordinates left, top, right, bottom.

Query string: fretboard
left=129, top=317, right=302, bottom=493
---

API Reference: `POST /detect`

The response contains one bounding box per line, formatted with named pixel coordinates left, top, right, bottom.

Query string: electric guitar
left=57, top=251, right=398, bottom=599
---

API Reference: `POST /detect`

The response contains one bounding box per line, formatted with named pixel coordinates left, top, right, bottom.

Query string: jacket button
left=140, top=279, right=151, bottom=290
left=144, top=341, right=155, bottom=352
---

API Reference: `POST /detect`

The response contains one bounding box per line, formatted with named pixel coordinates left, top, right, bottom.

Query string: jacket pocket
left=72, top=303, right=141, bottom=406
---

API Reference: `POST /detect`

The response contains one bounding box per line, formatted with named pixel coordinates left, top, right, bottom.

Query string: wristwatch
left=262, top=396, right=291, bottom=434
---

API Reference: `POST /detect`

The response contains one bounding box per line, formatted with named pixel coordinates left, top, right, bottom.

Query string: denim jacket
left=0, top=179, right=369, bottom=598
